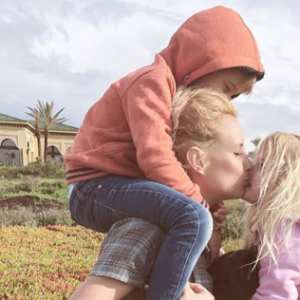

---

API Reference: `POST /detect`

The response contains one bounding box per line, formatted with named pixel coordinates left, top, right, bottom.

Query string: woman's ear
left=186, top=146, right=207, bottom=175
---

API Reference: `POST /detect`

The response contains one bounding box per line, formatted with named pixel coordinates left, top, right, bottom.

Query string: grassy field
left=0, top=163, right=246, bottom=299
left=0, top=226, right=103, bottom=299
left=0, top=225, right=242, bottom=300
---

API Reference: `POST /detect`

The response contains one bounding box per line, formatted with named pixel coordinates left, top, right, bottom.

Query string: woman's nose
left=243, top=154, right=253, bottom=170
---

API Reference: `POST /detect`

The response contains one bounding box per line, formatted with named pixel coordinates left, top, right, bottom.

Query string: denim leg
left=142, top=194, right=213, bottom=300
left=69, top=176, right=213, bottom=300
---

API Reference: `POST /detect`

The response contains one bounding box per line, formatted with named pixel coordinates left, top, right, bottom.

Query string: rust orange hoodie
left=64, top=6, right=264, bottom=205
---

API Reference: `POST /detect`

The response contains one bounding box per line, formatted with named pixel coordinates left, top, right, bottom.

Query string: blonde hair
left=244, top=132, right=300, bottom=266
left=172, top=87, right=237, bottom=161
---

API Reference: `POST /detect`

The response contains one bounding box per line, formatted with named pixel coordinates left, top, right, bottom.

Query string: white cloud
left=0, top=0, right=300, bottom=149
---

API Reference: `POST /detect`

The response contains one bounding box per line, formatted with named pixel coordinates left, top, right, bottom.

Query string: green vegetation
left=0, top=225, right=242, bottom=299
left=0, top=160, right=65, bottom=180
left=0, top=163, right=246, bottom=299
left=0, top=161, right=69, bottom=227
left=0, top=207, right=72, bottom=227
left=0, top=178, right=67, bottom=201
left=222, top=200, right=246, bottom=240
left=27, top=100, right=67, bottom=162
left=0, top=226, right=104, bottom=299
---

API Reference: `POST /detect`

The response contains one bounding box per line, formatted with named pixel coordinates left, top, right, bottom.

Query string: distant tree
left=5, top=150, right=12, bottom=166
left=248, top=137, right=262, bottom=159
left=37, top=101, right=67, bottom=162
left=27, top=100, right=67, bottom=162
left=251, top=137, right=262, bottom=147
left=26, top=105, right=42, bottom=159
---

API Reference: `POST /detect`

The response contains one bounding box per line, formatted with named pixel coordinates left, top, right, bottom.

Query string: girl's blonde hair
left=244, top=132, right=300, bottom=265
left=172, top=87, right=237, bottom=161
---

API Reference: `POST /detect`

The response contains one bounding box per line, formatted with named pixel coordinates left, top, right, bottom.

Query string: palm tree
left=251, top=137, right=262, bottom=147
left=37, top=101, right=67, bottom=162
left=5, top=150, right=12, bottom=166
left=248, top=137, right=262, bottom=159
left=26, top=105, right=42, bottom=159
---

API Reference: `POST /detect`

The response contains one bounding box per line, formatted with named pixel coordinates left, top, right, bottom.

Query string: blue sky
left=1, top=0, right=300, bottom=152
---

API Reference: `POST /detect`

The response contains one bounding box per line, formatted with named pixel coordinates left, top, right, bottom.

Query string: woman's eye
left=234, top=153, right=243, bottom=156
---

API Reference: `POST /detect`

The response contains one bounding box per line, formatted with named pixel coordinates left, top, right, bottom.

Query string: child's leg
left=69, top=176, right=213, bottom=300
left=190, top=247, right=213, bottom=293
left=69, top=276, right=134, bottom=300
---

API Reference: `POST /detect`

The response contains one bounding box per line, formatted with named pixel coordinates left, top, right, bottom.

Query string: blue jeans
left=69, top=175, right=213, bottom=300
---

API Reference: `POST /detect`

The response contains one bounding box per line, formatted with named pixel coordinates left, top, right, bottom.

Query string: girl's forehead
left=254, top=143, right=271, bottom=163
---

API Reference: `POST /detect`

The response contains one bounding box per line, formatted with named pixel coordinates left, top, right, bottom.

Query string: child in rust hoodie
left=65, top=6, right=264, bottom=300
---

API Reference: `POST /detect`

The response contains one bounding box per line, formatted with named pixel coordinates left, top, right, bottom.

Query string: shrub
left=0, top=160, right=65, bottom=179
left=0, top=177, right=68, bottom=203
left=36, top=210, right=73, bottom=227
left=222, top=201, right=246, bottom=240
left=41, top=160, right=66, bottom=178
left=0, top=207, right=72, bottom=227
left=0, top=207, right=38, bottom=227
left=16, top=182, right=34, bottom=193
left=0, top=181, right=36, bottom=197
left=40, top=186, right=57, bottom=195
left=39, top=180, right=65, bottom=189
left=36, top=179, right=68, bottom=202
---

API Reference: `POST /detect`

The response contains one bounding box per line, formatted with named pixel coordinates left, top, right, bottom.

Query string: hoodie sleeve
left=121, top=72, right=206, bottom=206
left=251, top=225, right=300, bottom=300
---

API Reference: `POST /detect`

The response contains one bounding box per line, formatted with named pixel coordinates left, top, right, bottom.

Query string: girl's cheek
left=253, top=172, right=261, bottom=198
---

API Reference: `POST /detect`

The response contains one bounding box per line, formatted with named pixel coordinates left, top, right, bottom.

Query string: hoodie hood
left=159, top=6, right=265, bottom=86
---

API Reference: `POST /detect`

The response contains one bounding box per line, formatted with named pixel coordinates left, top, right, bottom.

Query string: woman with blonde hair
left=69, top=87, right=253, bottom=300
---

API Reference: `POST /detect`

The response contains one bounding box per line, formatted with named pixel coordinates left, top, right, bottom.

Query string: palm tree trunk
left=44, top=131, right=48, bottom=162
left=37, top=132, right=42, bottom=159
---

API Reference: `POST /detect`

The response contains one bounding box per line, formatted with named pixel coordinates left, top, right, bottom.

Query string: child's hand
left=210, top=201, right=229, bottom=233
left=179, top=283, right=214, bottom=300
left=207, top=230, right=222, bottom=263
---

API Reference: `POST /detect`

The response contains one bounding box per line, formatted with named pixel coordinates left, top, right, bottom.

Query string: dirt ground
left=0, top=195, right=65, bottom=212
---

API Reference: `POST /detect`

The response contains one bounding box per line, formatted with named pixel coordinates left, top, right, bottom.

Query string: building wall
left=0, top=123, right=76, bottom=166
left=0, top=125, right=36, bottom=166
left=40, top=134, right=75, bottom=155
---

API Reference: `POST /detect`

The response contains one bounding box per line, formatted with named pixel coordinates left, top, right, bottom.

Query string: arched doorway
left=46, top=145, right=63, bottom=166
left=0, top=139, right=21, bottom=166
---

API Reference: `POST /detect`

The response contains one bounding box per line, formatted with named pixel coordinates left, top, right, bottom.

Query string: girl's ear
left=186, top=146, right=207, bottom=175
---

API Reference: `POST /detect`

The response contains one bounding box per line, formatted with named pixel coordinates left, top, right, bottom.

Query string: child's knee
left=192, top=203, right=213, bottom=228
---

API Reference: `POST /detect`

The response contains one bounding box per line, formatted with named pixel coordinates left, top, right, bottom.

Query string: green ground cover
left=0, top=163, right=246, bottom=299
left=0, top=226, right=103, bottom=299
left=0, top=225, right=242, bottom=300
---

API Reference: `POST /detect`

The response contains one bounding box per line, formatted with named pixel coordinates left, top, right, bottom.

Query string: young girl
left=208, top=132, right=300, bottom=300
left=66, top=5, right=264, bottom=300
left=243, top=132, right=300, bottom=300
